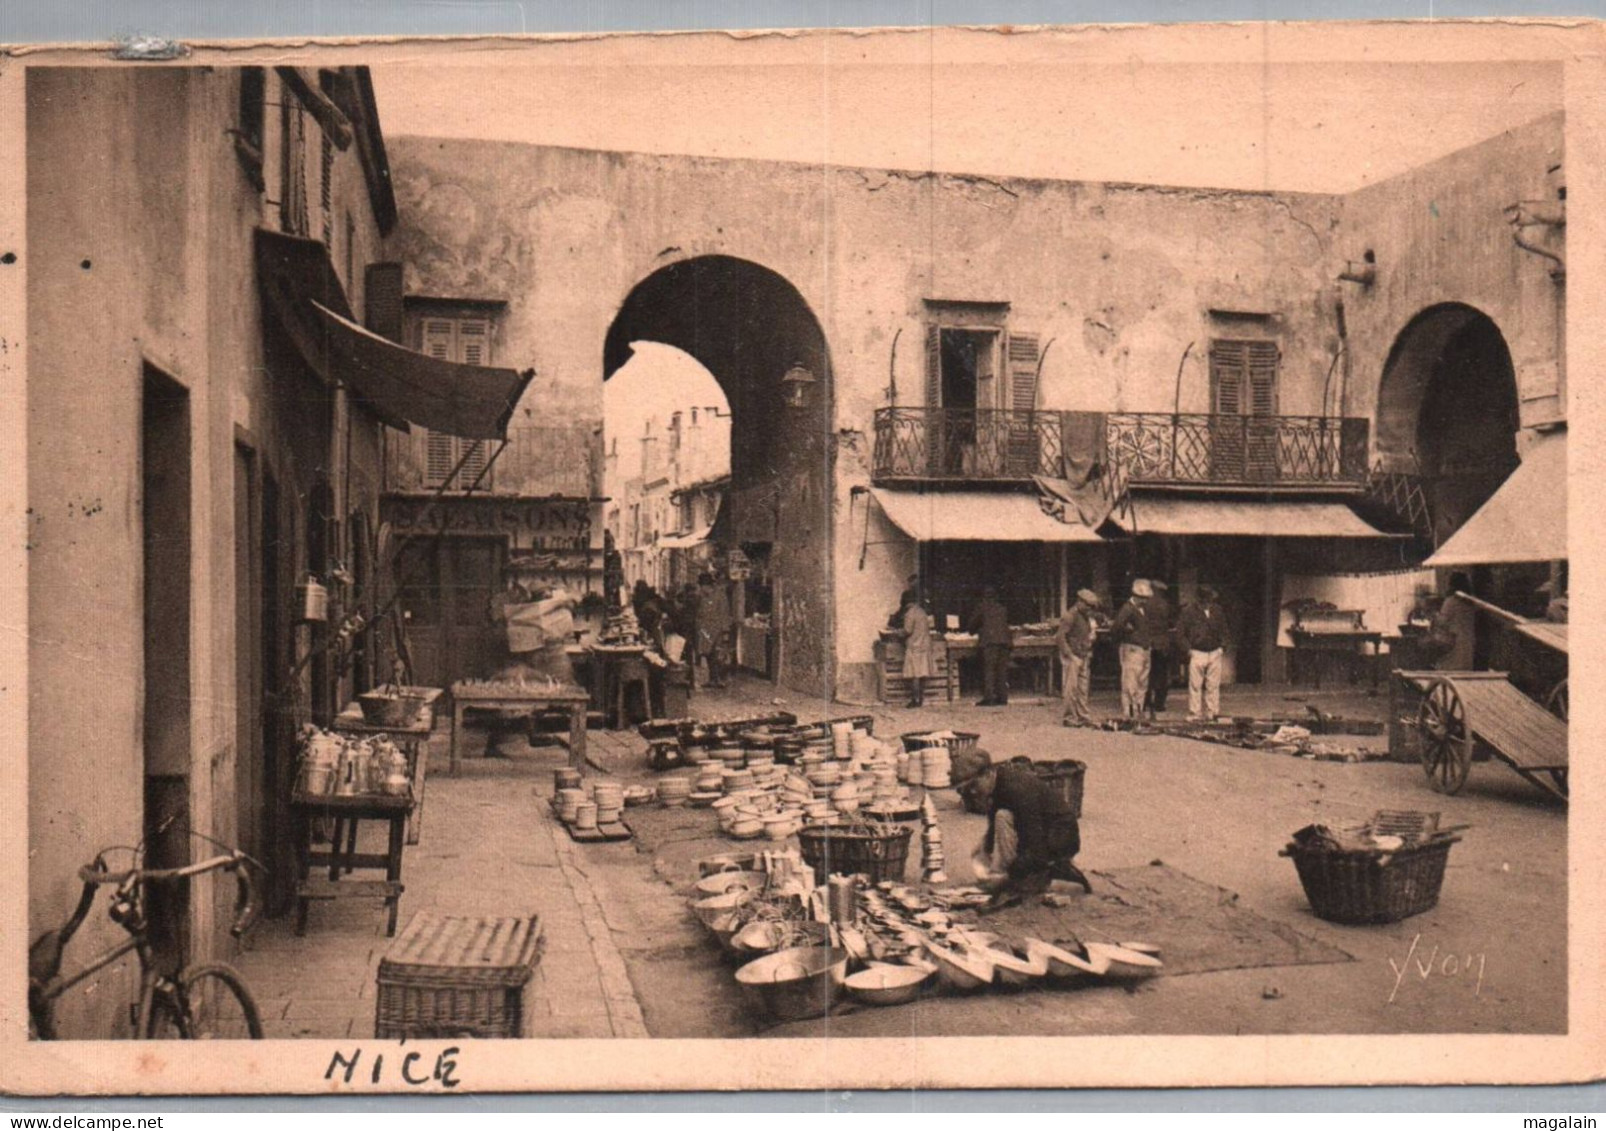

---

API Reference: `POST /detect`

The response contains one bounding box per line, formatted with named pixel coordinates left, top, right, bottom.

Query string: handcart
left=1400, top=669, right=1567, bottom=800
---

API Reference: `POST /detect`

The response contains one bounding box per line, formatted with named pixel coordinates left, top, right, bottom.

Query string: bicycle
left=28, top=833, right=266, bottom=1040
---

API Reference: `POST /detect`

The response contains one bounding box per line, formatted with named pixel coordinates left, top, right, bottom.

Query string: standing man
left=1178, top=584, right=1230, bottom=722
left=967, top=586, right=1014, bottom=707
left=1144, top=579, right=1176, bottom=719
left=1055, top=588, right=1100, bottom=727
left=901, top=589, right=935, bottom=708
left=1112, top=579, right=1153, bottom=719
left=695, top=571, right=733, bottom=689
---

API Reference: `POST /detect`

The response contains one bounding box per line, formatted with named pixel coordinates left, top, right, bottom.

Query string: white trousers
left=1188, top=648, right=1223, bottom=719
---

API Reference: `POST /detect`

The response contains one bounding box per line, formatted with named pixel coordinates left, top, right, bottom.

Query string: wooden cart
left=1401, top=669, right=1568, bottom=800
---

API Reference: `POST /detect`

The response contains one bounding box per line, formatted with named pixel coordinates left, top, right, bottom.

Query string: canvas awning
left=657, top=526, right=713, bottom=550
left=872, top=489, right=1105, bottom=543
left=256, top=228, right=533, bottom=440
left=1425, top=430, right=1567, bottom=567
left=1113, top=495, right=1395, bottom=538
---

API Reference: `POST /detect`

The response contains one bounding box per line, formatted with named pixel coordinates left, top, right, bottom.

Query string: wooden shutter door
left=1245, top=341, right=1280, bottom=481
left=924, top=323, right=943, bottom=476
left=1005, top=332, right=1041, bottom=476
left=420, top=318, right=457, bottom=486
left=364, top=263, right=405, bottom=342
left=1209, top=340, right=1248, bottom=480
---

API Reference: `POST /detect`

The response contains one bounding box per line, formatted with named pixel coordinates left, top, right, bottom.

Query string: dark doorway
left=395, top=537, right=505, bottom=687
left=260, top=471, right=290, bottom=914
left=1376, top=305, right=1520, bottom=547
left=141, top=366, right=191, bottom=966
left=233, top=444, right=260, bottom=872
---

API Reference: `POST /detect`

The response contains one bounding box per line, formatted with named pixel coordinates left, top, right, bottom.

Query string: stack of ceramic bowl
left=723, top=767, right=757, bottom=794
left=658, top=776, right=692, bottom=807
left=922, top=822, right=946, bottom=882
left=714, top=740, right=745, bottom=766
left=831, top=781, right=862, bottom=815
left=555, top=788, right=587, bottom=822
left=849, top=729, right=879, bottom=762
left=895, top=751, right=914, bottom=784
left=922, top=745, right=952, bottom=789
left=779, top=773, right=814, bottom=809
left=775, top=735, right=806, bottom=765
left=805, top=761, right=843, bottom=796
left=554, top=767, right=583, bottom=793
left=694, top=763, right=724, bottom=794
left=593, top=782, right=624, bottom=825
left=762, top=809, right=802, bottom=841
left=573, top=799, right=599, bottom=831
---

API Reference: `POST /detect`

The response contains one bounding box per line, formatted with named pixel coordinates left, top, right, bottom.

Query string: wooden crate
left=875, top=635, right=952, bottom=704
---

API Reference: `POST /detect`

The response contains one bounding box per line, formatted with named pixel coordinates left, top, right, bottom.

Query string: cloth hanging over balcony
left=1425, top=430, right=1567, bottom=567
left=256, top=228, right=533, bottom=440
left=1034, top=473, right=1116, bottom=529
left=1113, top=494, right=1395, bottom=538
left=872, top=489, right=1106, bottom=543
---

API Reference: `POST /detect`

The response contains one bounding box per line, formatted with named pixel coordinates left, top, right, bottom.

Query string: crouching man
left=952, top=751, right=1092, bottom=912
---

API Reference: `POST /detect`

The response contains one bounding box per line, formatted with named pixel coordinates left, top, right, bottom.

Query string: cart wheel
left=1546, top=678, right=1568, bottom=722
left=1417, top=677, right=1473, bottom=795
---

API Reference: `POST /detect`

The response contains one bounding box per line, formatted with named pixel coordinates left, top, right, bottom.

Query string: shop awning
left=1113, top=495, right=1395, bottom=538
left=1425, top=430, right=1567, bottom=567
left=256, top=228, right=534, bottom=440
left=657, top=526, right=713, bottom=550
left=872, top=489, right=1105, bottom=543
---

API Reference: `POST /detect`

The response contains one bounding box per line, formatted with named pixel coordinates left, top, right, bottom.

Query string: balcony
left=871, top=408, right=1370, bottom=490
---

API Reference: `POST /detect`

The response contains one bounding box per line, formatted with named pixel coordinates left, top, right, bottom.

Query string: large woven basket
left=358, top=690, right=428, bottom=728
left=1033, top=759, right=1087, bottom=820
left=375, top=913, right=544, bottom=1039
left=1282, top=837, right=1458, bottom=925
left=797, top=826, right=913, bottom=886
left=899, top=730, right=981, bottom=757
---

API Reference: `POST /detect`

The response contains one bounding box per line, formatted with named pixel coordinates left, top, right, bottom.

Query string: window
left=921, top=301, right=1040, bottom=477
left=1209, top=339, right=1279, bottom=417
left=412, top=310, right=497, bottom=489
left=235, top=68, right=266, bottom=191
left=279, top=99, right=310, bottom=236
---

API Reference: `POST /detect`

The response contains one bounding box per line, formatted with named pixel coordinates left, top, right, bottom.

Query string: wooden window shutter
left=1007, top=333, right=1041, bottom=412
left=363, top=263, right=405, bottom=343
left=924, top=323, right=942, bottom=475
left=1247, top=341, right=1279, bottom=417
left=425, top=432, right=456, bottom=486
left=1209, top=340, right=1247, bottom=416
left=1005, top=332, right=1042, bottom=475
left=420, top=318, right=455, bottom=360
left=457, top=317, right=491, bottom=366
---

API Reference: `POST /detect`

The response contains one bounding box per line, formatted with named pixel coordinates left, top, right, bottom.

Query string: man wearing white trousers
left=1178, top=584, right=1230, bottom=721
left=1112, top=579, right=1153, bottom=719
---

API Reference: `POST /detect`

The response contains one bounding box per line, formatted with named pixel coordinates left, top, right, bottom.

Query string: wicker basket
left=899, top=730, right=981, bottom=757
left=797, top=825, right=913, bottom=886
left=375, top=913, right=544, bottom=1039
left=1282, top=837, right=1458, bottom=925
left=1033, top=759, right=1087, bottom=820
left=358, top=690, right=428, bottom=728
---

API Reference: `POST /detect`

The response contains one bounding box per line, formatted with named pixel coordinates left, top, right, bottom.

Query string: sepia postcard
left=1, top=16, right=1602, bottom=1096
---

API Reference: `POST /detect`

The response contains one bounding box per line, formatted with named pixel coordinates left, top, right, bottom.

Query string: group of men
left=892, top=580, right=1015, bottom=708
left=631, top=572, right=734, bottom=690
left=1056, top=578, right=1231, bottom=728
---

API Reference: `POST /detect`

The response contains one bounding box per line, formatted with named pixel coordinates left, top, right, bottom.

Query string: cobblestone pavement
left=232, top=721, right=648, bottom=1040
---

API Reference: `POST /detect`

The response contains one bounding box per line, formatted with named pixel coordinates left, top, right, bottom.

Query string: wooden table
left=588, top=644, right=650, bottom=729
left=291, top=790, right=414, bottom=937
left=449, top=681, right=590, bottom=775
left=331, top=687, right=442, bottom=846
left=1289, top=629, right=1384, bottom=689
left=942, top=635, right=1061, bottom=701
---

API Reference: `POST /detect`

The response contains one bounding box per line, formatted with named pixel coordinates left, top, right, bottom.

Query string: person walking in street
left=1144, top=579, right=1176, bottom=719
left=695, top=571, right=733, bottom=689
left=1113, top=579, right=1153, bottom=719
left=967, top=586, right=1014, bottom=706
left=1055, top=588, right=1100, bottom=727
left=901, top=590, right=935, bottom=708
left=1178, top=583, right=1230, bottom=721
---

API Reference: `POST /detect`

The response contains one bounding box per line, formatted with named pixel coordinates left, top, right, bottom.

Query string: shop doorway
left=141, top=365, right=191, bottom=965
left=396, top=536, right=505, bottom=687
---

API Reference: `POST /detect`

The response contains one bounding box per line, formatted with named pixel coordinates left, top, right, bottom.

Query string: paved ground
left=233, top=675, right=1566, bottom=1040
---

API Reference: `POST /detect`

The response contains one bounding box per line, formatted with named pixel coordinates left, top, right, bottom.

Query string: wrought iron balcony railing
left=871, top=407, right=1370, bottom=489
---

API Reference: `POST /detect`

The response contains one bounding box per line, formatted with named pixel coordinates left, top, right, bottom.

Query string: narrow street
left=235, top=676, right=1566, bottom=1040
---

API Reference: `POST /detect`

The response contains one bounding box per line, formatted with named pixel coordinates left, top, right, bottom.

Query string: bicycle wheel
left=144, top=988, right=190, bottom=1039
left=163, top=963, right=264, bottom=1039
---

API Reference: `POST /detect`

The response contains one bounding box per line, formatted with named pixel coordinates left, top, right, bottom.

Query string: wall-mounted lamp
left=1505, top=199, right=1566, bottom=281
left=781, top=363, right=816, bottom=409
left=1338, top=249, right=1376, bottom=288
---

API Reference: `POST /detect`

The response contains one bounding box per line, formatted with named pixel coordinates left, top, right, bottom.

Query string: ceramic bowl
left=695, top=870, right=765, bottom=897
left=924, top=943, right=994, bottom=993
left=734, top=946, right=848, bottom=1022
left=844, top=963, right=936, bottom=1007
left=1085, top=942, right=1164, bottom=980
left=729, top=818, right=765, bottom=839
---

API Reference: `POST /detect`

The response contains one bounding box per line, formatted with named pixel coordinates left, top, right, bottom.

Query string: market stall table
left=291, top=789, right=414, bottom=937
left=449, top=679, right=590, bottom=775
left=942, top=634, right=1061, bottom=700
left=588, top=643, right=651, bottom=729
left=331, top=687, right=442, bottom=846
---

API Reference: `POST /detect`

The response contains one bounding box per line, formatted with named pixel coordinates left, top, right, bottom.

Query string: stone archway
left=1375, top=303, right=1520, bottom=546
left=604, top=255, right=835, bottom=699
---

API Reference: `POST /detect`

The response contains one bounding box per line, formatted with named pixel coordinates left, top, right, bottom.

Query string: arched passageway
left=1375, top=303, right=1519, bottom=548
left=604, top=256, right=835, bottom=698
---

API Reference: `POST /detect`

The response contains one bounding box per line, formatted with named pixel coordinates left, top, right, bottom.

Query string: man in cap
left=1143, top=579, right=1177, bottom=719
left=1178, top=583, right=1230, bottom=721
left=952, top=753, right=1092, bottom=911
left=1112, top=579, right=1154, bottom=719
left=1054, top=588, right=1101, bottom=727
